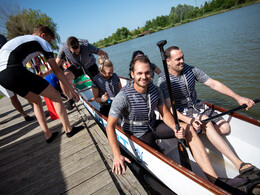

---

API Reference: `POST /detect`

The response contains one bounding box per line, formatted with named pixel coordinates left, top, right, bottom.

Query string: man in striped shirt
left=157, top=46, right=255, bottom=176
left=56, top=36, right=108, bottom=110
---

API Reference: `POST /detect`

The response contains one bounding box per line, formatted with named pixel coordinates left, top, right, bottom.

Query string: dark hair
left=33, top=24, right=55, bottom=39
left=131, top=50, right=144, bottom=60
left=129, top=55, right=151, bottom=74
left=67, top=36, right=79, bottom=49
left=0, top=34, right=8, bottom=49
left=165, top=46, right=179, bottom=59
left=129, top=50, right=146, bottom=78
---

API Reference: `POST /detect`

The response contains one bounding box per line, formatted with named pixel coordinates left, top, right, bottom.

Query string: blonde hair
left=98, top=55, right=113, bottom=70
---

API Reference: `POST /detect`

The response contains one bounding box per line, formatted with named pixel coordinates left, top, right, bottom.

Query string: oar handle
left=201, top=98, right=259, bottom=123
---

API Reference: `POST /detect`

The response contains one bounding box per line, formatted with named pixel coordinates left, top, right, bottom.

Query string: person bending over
left=0, top=25, right=83, bottom=143
left=55, top=36, right=108, bottom=110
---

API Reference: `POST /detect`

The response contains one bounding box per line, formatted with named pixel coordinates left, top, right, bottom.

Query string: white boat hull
left=75, top=77, right=260, bottom=194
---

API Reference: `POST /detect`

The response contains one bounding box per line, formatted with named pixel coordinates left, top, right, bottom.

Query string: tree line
left=0, top=0, right=258, bottom=50
left=0, top=4, right=60, bottom=50
left=93, top=0, right=257, bottom=48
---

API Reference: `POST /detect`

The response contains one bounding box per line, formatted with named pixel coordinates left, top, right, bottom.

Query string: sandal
left=239, top=162, right=254, bottom=175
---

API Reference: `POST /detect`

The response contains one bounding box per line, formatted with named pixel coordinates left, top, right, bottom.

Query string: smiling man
left=157, top=45, right=255, bottom=176
left=104, top=55, right=245, bottom=191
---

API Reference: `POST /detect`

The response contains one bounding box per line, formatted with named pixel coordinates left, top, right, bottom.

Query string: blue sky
left=2, top=0, right=207, bottom=44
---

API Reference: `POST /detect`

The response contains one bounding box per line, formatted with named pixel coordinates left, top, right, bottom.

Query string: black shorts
left=68, top=63, right=99, bottom=79
left=0, top=66, right=49, bottom=97
left=138, top=120, right=175, bottom=151
left=100, top=104, right=111, bottom=117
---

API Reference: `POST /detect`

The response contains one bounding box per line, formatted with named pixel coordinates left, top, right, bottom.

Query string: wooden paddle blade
left=178, top=141, right=192, bottom=170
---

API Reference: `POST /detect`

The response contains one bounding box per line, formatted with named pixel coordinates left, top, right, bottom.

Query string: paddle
left=157, top=40, right=192, bottom=170
left=200, top=98, right=260, bottom=124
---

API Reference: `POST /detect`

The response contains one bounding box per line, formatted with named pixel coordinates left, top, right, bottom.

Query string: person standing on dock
left=0, top=25, right=84, bottom=143
left=55, top=36, right=108, bottom=110
left=0, top=34, right=35, bottom=122
left=157, top=46, right=255, bottom=175
left=92, top=56, right=122, bottom=117
left=106, top=55, right=246, bottom=193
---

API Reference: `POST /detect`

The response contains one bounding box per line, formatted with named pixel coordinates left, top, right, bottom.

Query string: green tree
left=1, top=6, right=60, bottom=50
left=114, top=27, right=131, bottom=41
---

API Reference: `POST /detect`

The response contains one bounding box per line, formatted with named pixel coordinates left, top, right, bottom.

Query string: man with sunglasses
left=56, top=36, right=108, bottom=110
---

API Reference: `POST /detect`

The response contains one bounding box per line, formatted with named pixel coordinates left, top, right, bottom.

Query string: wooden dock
left=0, top=96, right=147, bottom=194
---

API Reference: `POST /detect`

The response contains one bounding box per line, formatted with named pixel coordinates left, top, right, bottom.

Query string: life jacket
left=122, top=81, right=159, bottom=137
left=63, top=39, right=92, bottom=69
left=160, top=63, right=197, bottom=109
left=93, top=73, right=120, bottom=103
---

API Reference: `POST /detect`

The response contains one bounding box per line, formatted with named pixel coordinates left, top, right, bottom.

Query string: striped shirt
left=157, top=64, right=209, bottom=109
left=109, top=81, right=164, bottom=137
left=0, top=35, right=53, bottom=71
left=92, top=73, right=120, bottom=105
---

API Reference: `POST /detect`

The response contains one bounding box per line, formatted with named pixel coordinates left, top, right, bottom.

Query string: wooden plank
left=0, top=134, right=93, bottom=180
left=65, top=170, right=118, bottom=195
left=92, top=182, right=121, bottom=195
left=38, top=161, right=114, bottom=195
left=0, top=97, right=146, bottom=195
left=88, top=126, right=147, bottom=195
left=5, top=147, right=101, bottom=194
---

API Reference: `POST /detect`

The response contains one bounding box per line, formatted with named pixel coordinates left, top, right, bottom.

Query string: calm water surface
left=103, top=4, right=260, bottom=120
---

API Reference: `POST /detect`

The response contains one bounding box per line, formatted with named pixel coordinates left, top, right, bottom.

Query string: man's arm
left=164, top=98, right=202, bottom=131
left=106, top=115, right=131, bottom=174
left=47, top=58, right=79, bottom=102
left=97, top=49, right=108, bottom=59
left=157, top=103, right=185, bottom=139
left=204, top=78, right=255, bottom=110
left=154, top=66, right=162, bottom=75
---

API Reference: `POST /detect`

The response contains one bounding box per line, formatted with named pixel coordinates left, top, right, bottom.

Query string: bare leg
left=24, top=92, right=52, bottom=139
left=59, top=69, right=75, bottom=100
left=10, top=94, right=27, bottom=117
left=39, top=84, right=72, bottom=133
left=202, top=118, right=243, bottom=169
left=214, top=119, right=231, bottom=135
left=181, top=122, right=218, bottom=183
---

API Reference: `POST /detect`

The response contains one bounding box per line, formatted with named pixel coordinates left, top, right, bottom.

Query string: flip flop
left=239, top=162, right=254, bottom=175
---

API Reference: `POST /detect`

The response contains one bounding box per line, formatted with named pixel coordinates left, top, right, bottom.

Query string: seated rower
left=92, top=56, right=122, bottom=117
left=106, top=55, right=247, bottom=194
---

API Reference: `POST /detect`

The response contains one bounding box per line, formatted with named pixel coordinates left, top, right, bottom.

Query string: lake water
left=103, top=4, right=260, bottom=120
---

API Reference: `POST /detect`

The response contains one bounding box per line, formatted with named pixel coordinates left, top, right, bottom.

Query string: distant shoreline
left=96, top=0, right=260, bottom=49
